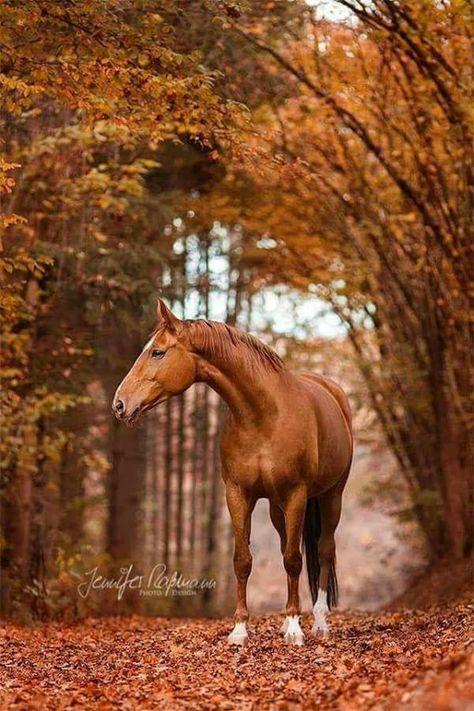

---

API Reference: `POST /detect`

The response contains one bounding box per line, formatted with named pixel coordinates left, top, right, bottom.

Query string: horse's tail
left=303, top=496, right=338, bottom=610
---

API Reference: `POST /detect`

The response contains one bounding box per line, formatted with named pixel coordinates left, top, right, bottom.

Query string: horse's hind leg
left=312, top=482, right=344, bottom=637
left=226, top=481, right=255, bottom=646
left=280, top=486, right=307, bottom=645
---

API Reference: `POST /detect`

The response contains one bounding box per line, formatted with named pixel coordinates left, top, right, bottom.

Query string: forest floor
left=1, top=599, right=473, bottom=710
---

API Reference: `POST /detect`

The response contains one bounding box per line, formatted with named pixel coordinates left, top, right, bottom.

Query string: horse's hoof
left=284, top=631, right=305, bottom=646
left=228, top=632, right=248, bottom=646
left=283, top=615, right=305, bottom=645
left=228, top=622, right=248, bottom=646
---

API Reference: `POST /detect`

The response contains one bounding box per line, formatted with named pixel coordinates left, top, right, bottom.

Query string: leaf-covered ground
left=1, top=602, right=473, bottom=710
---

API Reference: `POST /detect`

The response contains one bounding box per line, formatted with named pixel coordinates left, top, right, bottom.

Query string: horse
left=113, top=298, right=353, bottom=646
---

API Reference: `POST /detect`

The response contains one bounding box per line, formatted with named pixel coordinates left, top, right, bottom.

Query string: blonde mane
left=184, top=319, right=285, bottom=374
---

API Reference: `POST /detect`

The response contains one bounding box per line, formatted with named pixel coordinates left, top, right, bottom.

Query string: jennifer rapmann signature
left=77, top=564, right=216, bottom=600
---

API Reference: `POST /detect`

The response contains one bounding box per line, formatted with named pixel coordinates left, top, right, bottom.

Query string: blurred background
left=0, top=0, right=471, bottom=621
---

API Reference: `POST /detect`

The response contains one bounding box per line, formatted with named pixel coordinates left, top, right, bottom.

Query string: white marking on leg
left=283, top=615, right=305, bottom=646
left=228, top=621, right=248, bottom=646
left=312, top=587, right=329, bottom=636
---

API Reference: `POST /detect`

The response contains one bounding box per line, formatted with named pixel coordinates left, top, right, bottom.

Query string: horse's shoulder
left=296, top=372, right=352, bottom=427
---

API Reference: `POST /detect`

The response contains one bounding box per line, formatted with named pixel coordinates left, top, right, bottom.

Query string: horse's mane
left=183, top=319, right=285, bottom=374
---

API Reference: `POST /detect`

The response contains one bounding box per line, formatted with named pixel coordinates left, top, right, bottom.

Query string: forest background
left=0, top=0, right=472, bottom=621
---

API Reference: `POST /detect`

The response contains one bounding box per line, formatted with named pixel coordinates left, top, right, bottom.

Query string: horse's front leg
left=226, top=481, right=255, bottom=646
left=281, top=485, right=307, bottom=646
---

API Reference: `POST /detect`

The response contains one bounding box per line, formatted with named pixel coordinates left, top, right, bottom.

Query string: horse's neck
left=194, top=343, right=286, bottom=425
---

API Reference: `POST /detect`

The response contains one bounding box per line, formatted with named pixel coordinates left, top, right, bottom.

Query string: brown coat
left=113, top=300, right=353, bottom=640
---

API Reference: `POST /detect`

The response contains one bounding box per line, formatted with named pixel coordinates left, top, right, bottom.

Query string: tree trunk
left=107, top=415, right=147, bottom=564
left=163, top=398, right=173, bottom=566
left=59, top=407, right=90, bottom=545
left=0, top=424, right=35, bottom=614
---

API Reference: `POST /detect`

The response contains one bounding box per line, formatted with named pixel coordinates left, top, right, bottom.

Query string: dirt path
left=1, top=602, right=473, bottom=710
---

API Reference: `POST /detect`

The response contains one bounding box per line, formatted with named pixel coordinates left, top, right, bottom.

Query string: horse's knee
left=283, top=550, right=302, bottom=577
left=234, top=550, right=252, bottom=580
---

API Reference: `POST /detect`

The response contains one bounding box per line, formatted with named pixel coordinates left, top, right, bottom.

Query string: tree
left=0, top=0, right=240, bottom=615
left=217, top=0, right=472, bottom=558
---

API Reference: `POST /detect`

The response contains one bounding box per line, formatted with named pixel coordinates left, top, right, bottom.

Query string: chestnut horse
left=113, top=299, right=353, bottom=645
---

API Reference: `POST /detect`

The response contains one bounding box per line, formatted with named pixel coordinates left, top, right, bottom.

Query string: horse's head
left=112, top=299, right=196, bottom=425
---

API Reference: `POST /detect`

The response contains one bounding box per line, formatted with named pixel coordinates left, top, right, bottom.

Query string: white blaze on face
left=128, top=335, right=155, bottom=372
left=142, top=336, right=155, bottom=354
left=115, top=335, right=155, bottom=400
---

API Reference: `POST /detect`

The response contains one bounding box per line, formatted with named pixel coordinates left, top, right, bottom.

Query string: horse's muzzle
left=113, top=399, right=125, bottom=417
left=112, top=397, right=141, bottom=425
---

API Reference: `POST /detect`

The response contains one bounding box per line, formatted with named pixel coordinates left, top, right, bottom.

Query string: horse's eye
left=151, top=349, right=166, bottom=359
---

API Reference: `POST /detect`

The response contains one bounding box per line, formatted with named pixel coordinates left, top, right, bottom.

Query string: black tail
left=303, top=497, right=338, bottom=609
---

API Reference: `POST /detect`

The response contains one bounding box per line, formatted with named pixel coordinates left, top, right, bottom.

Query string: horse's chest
left=220, top=428, right=316, bottom=491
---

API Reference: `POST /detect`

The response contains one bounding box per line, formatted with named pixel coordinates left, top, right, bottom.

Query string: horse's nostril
left=115, top=399, right=125, bottom=414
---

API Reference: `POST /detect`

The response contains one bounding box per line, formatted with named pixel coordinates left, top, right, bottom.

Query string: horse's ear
left=156, top=298, right=180, bottom=331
